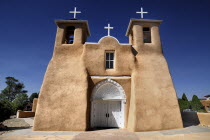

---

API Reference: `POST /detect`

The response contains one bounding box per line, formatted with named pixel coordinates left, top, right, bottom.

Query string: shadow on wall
left=87, top=73, right=94, bottom=130
left=181, top=112, right=200, bottom=127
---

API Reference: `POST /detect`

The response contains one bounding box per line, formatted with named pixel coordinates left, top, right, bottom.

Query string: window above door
left=105, top=51, right=115, bottom=69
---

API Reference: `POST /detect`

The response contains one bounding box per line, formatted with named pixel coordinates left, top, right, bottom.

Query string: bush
left=0, top=100, right=15, bottom=122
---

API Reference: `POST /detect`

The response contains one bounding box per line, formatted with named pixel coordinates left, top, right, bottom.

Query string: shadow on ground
left=182, top=112, right=200, bottom=127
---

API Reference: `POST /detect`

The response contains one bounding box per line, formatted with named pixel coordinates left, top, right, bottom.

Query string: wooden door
left=92, top=101, right=122, bottom=128
left=93, top=101, right=108, bottom=127
left=107, top=101, right=121, bottom=127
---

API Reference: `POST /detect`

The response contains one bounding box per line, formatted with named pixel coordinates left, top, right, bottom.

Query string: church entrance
left=92, top=101, right=121, bottom=128
left=91, top=79, right=126, bottom=128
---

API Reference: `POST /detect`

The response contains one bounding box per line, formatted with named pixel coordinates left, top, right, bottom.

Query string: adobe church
left=33, top=7, right=183, bottom=132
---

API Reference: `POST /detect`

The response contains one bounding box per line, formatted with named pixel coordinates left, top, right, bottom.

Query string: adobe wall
left=33, top=26, right=89, bottom=131
left=83, top=37, right=135, bottom=76
left=32, top=98, right=38, bottom=112
left=129, top=54, right=183, bottom=131
left=127, top=24, right=183, bottom=131
left=197, top=113, right=210, bottom=126
left=17, top=110, right=35, bottom=118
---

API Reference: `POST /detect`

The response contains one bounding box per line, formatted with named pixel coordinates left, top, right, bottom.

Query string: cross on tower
left=136, top=7, right=148, bottom=19
left=69, top=7, right=81, bottom=19
left=104, top=23, right=114, bottom=36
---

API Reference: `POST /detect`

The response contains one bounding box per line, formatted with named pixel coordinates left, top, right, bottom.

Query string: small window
left=64, top=26, right=75, bottom=44
left=143, top=27, right=151, bottom=43
left=105, top=52, right=114, bottom=69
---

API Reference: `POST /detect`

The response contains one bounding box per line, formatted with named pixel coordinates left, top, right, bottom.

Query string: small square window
left=105, top=52, right=114, bottom=69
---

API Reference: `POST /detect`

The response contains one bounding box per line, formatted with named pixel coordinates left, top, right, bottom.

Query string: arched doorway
left=91, top=79, right=126, bottom=128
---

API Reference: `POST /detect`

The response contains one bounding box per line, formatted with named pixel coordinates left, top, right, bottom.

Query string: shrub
left=0, top=100, right=15, bottom=122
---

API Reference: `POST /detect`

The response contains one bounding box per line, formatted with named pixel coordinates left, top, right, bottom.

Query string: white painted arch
left=98, top=36, right=120, bottom=44
left=91, top=78, right=126, bottom=101
left=91, top=79, right=126, bottom=128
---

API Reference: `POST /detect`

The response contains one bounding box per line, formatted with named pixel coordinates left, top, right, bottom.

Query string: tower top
left=126, top=19, right=162, bottom=36
left=55, top=20, right=91, bottom=36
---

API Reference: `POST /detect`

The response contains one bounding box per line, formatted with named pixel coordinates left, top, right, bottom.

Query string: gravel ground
left=0, top=116, right=31, bottom=135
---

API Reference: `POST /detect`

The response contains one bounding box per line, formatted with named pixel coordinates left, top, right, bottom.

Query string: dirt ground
left=0, top=116, right=31, bottom=135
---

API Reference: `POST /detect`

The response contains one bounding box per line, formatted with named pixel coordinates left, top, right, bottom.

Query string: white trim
left=91, top=76, right=131, bottom=78
left=91, top=79, right=126, bottom=128
left=85, top=42, right=131, bottom=45
left=98, top=36, right=120, bottom=44
left=85, top=42, right=98, bottom=44
left=121, top=43, right=132, bottom=45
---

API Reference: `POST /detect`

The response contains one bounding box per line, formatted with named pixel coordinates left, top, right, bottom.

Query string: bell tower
left=34, top=19, right=91, bottom=131
left=126, top=19, right=183, bottom=131
left=126, top=19, right=162, bottom=54
left=55, top=20, right=90, bottom=46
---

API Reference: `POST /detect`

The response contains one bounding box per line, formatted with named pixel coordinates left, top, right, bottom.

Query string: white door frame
left=90, top=79, right=126, bottom=128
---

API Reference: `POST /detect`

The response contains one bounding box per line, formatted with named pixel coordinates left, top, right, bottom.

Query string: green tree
left=178, top=99, right=190, bottom=111
left=182, top=93, right=188, bottom=101
left=29, top=92, right=39, bottom=103
left=13, top=93, right=29, bottom=111
left=178, top=93, right=190, bottom=111
left=0, top=99, right=15, bottom=122
left=1, top=77, right=27, bottom=101
left=191, top=95, right=204, bottom=111
left=0, top=93, right=7, bottom=101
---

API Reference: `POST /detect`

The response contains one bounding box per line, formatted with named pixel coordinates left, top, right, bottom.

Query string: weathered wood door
left=94, top=101, right=108, bottom=127
left=92, top=101, right=122, bottom=128
left=107, top=101, right=121, bottom=127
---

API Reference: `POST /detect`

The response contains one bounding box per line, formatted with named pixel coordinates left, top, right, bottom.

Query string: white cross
left=136, top=7, right=148, bottom=19
left=104, top=23, right=114, bottom=36
left=69, top=7, right=81, bottom=19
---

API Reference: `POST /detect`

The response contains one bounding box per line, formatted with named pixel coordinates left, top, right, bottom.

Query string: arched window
left=64, top=26, right=75, bottom=44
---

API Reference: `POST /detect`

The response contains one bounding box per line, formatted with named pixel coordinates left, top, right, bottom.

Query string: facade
left=33, top=18, right=183, bottom=131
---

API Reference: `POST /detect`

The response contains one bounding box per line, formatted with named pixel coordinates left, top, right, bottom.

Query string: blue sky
left=0, top=0, right=209, bottom=100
